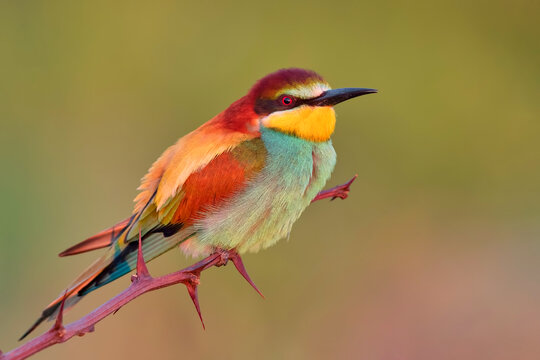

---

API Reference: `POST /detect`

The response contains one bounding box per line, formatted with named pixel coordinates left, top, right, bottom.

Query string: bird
left=20, top=68, right=376, bottom=340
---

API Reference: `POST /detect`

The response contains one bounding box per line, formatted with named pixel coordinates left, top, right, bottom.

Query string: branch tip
left=313, top=174, right=358, bottom=202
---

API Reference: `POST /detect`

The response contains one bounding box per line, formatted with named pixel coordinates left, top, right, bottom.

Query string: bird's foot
left=214, top=247, right=231, bottom=267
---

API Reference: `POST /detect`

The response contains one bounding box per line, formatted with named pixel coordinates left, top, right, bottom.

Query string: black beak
left=306, top=87, right=378, bottom=107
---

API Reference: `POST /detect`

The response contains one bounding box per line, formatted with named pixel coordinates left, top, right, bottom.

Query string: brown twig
left=0, top=176, right=356, bottom=360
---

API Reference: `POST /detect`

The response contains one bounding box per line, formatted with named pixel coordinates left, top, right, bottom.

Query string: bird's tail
left=18, top=252, right=113, bottom=340
left=19, top=221, right=191, bottom=341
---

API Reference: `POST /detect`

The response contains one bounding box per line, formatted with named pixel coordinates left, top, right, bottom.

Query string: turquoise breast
left=195, top=127, right=337, bottom=253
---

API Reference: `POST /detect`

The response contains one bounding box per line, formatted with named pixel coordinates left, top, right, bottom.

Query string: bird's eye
left=280, top=95, right=294, bottom=106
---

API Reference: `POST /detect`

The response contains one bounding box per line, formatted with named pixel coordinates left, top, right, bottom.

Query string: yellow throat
left=262, top=106, right=336, bottom=142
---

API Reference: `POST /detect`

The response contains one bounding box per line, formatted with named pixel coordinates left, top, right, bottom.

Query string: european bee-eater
left=21, top=68, right=376, bottom=339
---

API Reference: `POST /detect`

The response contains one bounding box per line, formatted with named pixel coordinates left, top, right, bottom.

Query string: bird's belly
left=192, top=128, right=336, bottom=254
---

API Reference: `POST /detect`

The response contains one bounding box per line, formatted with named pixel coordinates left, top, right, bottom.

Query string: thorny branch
left=0, top=176, right=357, bottom=360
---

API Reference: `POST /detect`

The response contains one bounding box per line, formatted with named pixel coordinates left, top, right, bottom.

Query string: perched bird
left=20, top=68, right=376, bottom=339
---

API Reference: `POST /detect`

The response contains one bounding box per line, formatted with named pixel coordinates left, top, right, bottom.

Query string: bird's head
left=244, top=68, right=377, bottom=142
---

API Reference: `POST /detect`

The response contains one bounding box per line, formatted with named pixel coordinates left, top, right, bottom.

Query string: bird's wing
left=75, top=129, right=266, bottom=296
left=130, top=119, right=262, bottom=237
left=59, top=118, right=259, bottom=257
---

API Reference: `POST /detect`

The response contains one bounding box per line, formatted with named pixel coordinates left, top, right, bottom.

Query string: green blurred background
left=1, top=0, right=539, bottom=359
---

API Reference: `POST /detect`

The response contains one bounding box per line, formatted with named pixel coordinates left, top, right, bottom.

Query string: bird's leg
left=213, top=247, right=232, bottom=267
left=311, top=174, right=358, bottom=202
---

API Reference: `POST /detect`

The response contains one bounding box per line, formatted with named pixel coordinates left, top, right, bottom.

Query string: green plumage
left=194, top=127, right=336, bottom=253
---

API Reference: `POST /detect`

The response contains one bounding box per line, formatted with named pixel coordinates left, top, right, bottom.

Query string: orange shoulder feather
left=134, top=120, right=255, bottom=214
left=170, top=137, right=266, bottom=226
left=133, top=111, right=261, bottom=232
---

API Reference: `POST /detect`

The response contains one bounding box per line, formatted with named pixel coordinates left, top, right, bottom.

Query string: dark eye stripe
left=254, top=96, right=308, bottom=115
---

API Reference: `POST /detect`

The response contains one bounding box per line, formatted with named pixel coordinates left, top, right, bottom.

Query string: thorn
left=52, top=290, right=68, bottom=337
left=333, top=174, right=358, bottom=201
left=54, top=290, right=68, bottom=330
left=136, top=228, right=150, bottom=279
left=229, top=250, right=264, bottom=299
left=185, top=276, right=205, bottom=330
left=348, top=174, right=359, bottom=186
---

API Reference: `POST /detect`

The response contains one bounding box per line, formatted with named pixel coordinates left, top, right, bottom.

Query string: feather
left=58, top=216, right=134, bottom=256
